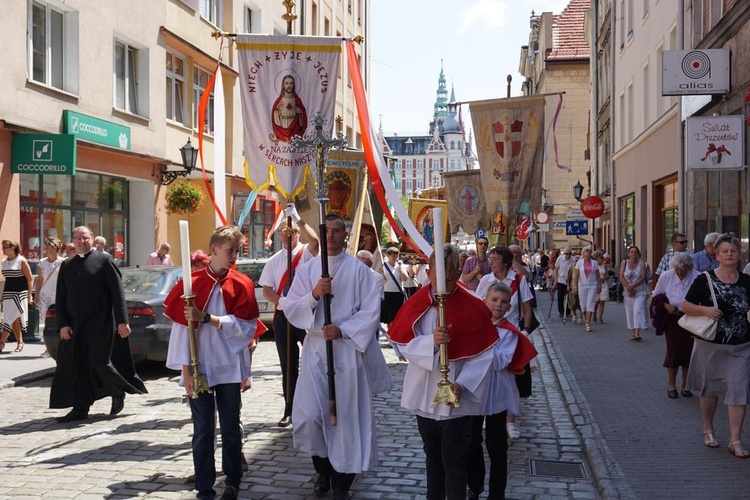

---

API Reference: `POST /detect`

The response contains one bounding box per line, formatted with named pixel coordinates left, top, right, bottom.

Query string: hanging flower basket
left=95, top=181, right=124, bottom=209
left=165, top=180, right=205, bottom=215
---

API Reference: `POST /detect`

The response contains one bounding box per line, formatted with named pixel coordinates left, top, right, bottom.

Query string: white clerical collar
left=77, top=250, right=93, bottom=258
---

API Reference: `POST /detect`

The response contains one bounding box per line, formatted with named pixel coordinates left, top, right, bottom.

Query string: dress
left=597, top=264, right=610, bottom=301
left=684, top=271, right=750, bottom=405
left=284, top=252, right=393, bottom=474
left=50, top=251, right=147, bottom=410
left=621, top=259, right=650, bottom=329
left=37, top=257, right=64, bottom=318
left=2, top=256, right=29, bottom=336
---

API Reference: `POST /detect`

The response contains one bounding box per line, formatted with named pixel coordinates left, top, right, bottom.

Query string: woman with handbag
left=1, top=240, right=34, bottom=353
left=35, top=237, right=64, bottom=357
left=381, top=247, right=408, bottom=328
left=619, top=246, right=650, bottom=341
left=681, top=233, right=750, bottom=458
left=651, top=252, right=698, bottom=399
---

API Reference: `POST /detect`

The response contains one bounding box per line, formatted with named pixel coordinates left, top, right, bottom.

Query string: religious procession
left=4, top=1, right=750, bottom=500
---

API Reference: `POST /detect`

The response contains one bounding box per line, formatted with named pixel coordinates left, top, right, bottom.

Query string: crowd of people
left=7, top=212, right=750, bottom=498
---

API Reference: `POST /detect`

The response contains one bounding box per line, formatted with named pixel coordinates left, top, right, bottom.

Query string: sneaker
left=506, top=422, right=521, bottom=439
left=219, top=485, right=239, bottom=500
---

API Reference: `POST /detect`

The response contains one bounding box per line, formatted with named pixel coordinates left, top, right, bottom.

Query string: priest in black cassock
left=50, top=225, right=147, bottom=423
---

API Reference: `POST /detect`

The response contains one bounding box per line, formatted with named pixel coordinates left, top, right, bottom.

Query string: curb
left=535, top=308, right=635, bottom=499
left=0, top=367, right=55, bottom=391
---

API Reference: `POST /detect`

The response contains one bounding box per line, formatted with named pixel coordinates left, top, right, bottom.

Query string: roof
left=384, top=136, right=434, bottom=156
left=547, top=0, right=590, bottom=61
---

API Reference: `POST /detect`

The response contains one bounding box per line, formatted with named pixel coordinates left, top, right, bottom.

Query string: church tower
left=429, top=61, right=449, bottom=135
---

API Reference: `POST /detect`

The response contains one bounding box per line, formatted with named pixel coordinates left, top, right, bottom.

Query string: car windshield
left=236, top=261, right=266, bottom=284
left=121, top=269, right=180, bottom=294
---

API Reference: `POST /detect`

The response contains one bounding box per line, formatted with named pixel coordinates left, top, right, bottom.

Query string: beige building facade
left=0, top=0, right=368, bottom=270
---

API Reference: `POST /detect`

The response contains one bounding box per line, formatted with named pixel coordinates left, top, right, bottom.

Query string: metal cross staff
left=291, top=113, right=347, bottom=426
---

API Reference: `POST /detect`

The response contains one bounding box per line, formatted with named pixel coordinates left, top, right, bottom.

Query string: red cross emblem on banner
left=492, top=118, right=524, bottom=159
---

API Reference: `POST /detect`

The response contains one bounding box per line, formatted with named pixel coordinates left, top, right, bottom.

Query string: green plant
left=165, top=180, right=204, bottom=215
left=95, top=181, right=124, bottom=209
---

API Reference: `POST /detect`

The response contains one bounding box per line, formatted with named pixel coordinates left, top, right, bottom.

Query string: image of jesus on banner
left=271, top=73, right=308, bottom=143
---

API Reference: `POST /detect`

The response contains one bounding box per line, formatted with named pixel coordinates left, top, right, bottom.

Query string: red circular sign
left=581, top=196, right=605, bottom=219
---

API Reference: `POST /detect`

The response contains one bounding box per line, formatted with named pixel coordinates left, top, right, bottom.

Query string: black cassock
left=50, top=251, right=147, bottom=410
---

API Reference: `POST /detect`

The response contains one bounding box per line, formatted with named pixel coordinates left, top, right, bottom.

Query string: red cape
left=496, top=318, right=539, bottom=374
left=164, top=267, right=265, bottom=337
left=387, top=284, right=499, bottom=360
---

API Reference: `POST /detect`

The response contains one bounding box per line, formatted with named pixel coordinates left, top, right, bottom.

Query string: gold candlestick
left=183, top=294, right=212, bottom=398
left=432, top=292, right=460, bottom=408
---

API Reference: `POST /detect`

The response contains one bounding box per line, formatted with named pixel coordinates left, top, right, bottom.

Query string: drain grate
left=528, top=459, right=589, bottom=479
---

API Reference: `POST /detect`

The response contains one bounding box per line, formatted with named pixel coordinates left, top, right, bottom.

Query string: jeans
left=468, top=412, right=508, bottom=499
left=416, top=415, right=472, bottom=500
left=189, top=383, right=243, bottom=499
left=273, top=310, right=306, bottom=416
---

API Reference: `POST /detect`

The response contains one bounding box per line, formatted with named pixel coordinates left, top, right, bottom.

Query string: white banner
left=237, top=35, right=342, bottom=199
left=686, top=115, right=744, bottom=171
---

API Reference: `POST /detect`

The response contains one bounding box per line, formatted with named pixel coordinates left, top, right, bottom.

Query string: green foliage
left=165, top=180, right=204, bottom=215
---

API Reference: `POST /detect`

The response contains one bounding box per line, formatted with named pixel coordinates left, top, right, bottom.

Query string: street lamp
left=161, top=138, right=199, bottom=185
left=573, top=180, right=584, bottom=202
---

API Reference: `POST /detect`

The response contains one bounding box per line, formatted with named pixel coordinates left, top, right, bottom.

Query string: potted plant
left=95, top=181, right=125, bottom=209
left=165, top=179, right=205, bottom=215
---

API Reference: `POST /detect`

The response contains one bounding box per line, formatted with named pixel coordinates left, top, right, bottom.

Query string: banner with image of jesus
left=237, top=35, right=342, bottom=199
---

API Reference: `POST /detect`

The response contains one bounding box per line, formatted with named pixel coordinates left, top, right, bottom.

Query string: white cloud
left=457, top=0, right=507, bottom=35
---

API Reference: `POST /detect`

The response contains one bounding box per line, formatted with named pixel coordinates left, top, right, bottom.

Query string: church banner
left=444, top=170, right=490, bottom=235
left=470, top=96, right=544, bottom=243
left=237, top=35, right=342, bottom=199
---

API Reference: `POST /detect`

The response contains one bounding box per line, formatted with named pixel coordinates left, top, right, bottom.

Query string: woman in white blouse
left=572, top=246, right=602, bottom=332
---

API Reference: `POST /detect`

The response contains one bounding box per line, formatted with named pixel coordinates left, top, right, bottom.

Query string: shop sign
left=581, top=196, right=605, bottom=219
left=662, top=49, right=729, bottom=95
left=11, top=133, right=76, bottom=175
left=686, top=115, right=744, bottom=171
left=62, top=110, right=131, bottom=150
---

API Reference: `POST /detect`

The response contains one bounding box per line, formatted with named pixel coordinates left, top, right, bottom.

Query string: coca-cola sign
left=581, top=196, right=605, bottom=219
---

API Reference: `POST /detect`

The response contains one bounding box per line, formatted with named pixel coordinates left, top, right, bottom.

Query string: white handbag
left=678, top=271, right=718, bottom=341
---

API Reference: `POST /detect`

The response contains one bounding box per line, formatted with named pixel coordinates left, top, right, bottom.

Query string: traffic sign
left=537, top=223, right=550, bottom=232
left=566, top=208, right=586, bottom=221
left=566, top=220, right=589, bottom=236
left=535, top=211, right=549, bottom=224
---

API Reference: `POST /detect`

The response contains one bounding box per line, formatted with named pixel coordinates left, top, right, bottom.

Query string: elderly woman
left=1, top=240, right=34, bottom=353
left=682, top=233, right=750, bottom=457
left=572, top=246, right=602, bottom=331
left=651, top=252, right=698, bottom=399
left=619, top=246, right=651, bottom=341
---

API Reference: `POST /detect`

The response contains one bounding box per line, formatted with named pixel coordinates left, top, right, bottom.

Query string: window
left=406, top=160, right=412, bottom=170
left=619, top=0, right=625, bottom=48
left=114, top=39, right=144, bottom=115
left=656, top=43, right=665, bottom=116
left=642, top=60, right=649, bottom=129
left=417, top=178, right=424, bottom=190
left=244, top=3, right=260, bottom=33
left=166, top=51, right=186, bottom=125
left=627, top=83, right=634, bottom=142
left=29, top=0, right=79, bottom=93
left=193, top=66, right=214, bottom=134
left=324, top=17, right=330, bottom=36
left=643, top=0, right=648, bottom=17
left=627, top=0, right=634, bottom=36
left=417, top=160, right=424, bottom=169
left=406, top=179, right=412, bottom=192
left=200, top=0, right=222, bottom=27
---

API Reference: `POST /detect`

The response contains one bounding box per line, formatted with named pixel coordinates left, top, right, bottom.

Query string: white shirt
left=258, top=242, right=315, bottom=310
left=475, top=270, right=533, bottom=329
left=383, top=260, right=405, bottom=293
left=482, top=323, right=520, bottom=416
left=575, top=259, right=600, bottom=288
left=166, top=283, right=257, bottom=387
left=555, top=257, right=575, bottom=284
left=399, top=303, right=494, bottom=420
left=652, top=268, right=700, bottom=312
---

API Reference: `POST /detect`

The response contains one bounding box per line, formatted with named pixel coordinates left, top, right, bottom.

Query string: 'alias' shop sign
left=11, top=133, right=76, bottom=175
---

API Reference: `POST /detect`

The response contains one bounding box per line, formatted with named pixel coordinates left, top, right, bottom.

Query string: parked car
left=44, top=262, right=274, bottom=362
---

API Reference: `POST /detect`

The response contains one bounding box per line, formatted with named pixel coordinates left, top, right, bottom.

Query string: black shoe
left=333, top=490, right=351, bottom=500
left=668, top=389, right=679, bottom=399
left=56, top=409, right=88, bottom=423
left=278, top=414, right=292, bottom=427
left=313, top=473, right=331, bottom=496
left=681, top=390, right=693, bottom=398
left=110, top=394, right=125, bottom=416
left=219, top=485, right=239, bottom=500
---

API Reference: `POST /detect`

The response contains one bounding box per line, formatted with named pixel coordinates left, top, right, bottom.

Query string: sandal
left=728, top=441, right=749, bottom=458
left=14, top=343, right=24, bottom=353
left=703, top=429, right=720, bottom=448
left=585, top=324, right=592, bottom=332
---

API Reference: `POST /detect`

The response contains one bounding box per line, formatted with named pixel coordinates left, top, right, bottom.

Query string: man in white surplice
left=284, top=214, right=393, bottom=499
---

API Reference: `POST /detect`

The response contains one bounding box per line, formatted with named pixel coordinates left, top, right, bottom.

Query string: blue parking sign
left=566, top=220, right=589, bottom=236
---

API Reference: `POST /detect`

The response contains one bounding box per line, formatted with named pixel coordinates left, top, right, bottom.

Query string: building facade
left=0, top=0, right=368, bottom=270
left=519, top=0, right=591, bottom=250
left=380, top=66, right=477, bottom=197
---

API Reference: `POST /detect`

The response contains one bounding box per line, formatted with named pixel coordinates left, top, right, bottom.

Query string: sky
left=369, top=0, right=573, bottom=137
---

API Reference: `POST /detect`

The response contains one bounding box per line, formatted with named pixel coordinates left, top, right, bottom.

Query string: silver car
left=235, top=258, right=274, bottom=332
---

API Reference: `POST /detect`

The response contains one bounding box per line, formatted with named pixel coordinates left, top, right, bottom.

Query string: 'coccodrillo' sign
left=11, top=133, right=77, bottom=175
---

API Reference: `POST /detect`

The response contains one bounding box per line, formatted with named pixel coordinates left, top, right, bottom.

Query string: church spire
left=430, top=60, right=449, bottom=135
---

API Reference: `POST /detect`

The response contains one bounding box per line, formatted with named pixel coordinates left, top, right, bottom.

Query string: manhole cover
left=529, top=459, right=589, bottom=479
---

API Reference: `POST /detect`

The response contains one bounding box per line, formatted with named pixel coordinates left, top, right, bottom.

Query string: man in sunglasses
left=655, top=232, right=693, bottom=284
left=461, top=230, right=492, bottom=291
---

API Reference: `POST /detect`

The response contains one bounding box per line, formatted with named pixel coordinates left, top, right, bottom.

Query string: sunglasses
left=676, top=240, right=688, bottom=244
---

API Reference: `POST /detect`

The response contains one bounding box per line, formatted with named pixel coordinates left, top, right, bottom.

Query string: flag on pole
left=237, top=35, right=342, bottom=199
left=213, top=68, right=227, bottom=226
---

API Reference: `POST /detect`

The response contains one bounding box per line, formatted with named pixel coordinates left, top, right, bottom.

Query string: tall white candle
left=179, top=220, right=193, bottom=296
left=433, top=208, right=446, bottom=293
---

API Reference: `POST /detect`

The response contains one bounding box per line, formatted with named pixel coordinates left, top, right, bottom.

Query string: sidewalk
left=1, top=316, right=610, bottom=499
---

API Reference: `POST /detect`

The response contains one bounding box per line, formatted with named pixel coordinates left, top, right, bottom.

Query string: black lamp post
left=573, top=180, right=584, bottom=202
left=161, top=138, right=198, bottom=185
